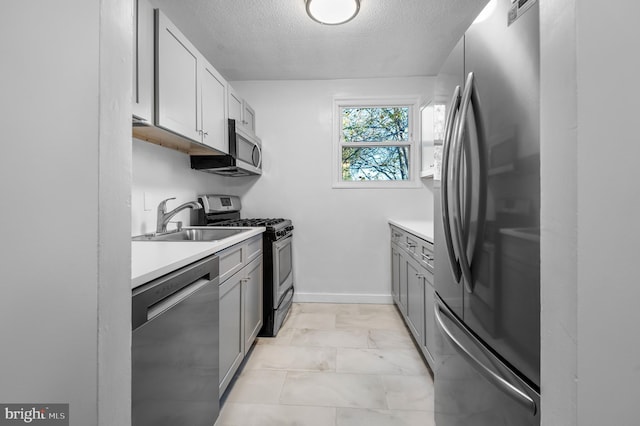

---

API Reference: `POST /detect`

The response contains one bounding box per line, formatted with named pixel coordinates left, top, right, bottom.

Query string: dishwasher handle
left=132, top=255, right=219, bottom=330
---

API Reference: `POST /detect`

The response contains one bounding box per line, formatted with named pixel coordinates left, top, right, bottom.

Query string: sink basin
left=133, top=228, right=246, bottom=242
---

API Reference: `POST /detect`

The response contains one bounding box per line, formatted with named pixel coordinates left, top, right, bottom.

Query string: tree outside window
left=342, top=107, right=410, bottom=181
left=333, top=98, right=419, bottom=188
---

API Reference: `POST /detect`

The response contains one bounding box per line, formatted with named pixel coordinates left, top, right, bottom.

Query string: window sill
left=332, top=180, right=423, bottom=189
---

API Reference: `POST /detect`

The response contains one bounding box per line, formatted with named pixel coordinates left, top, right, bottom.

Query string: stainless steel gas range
left=192, top=194, right=294, bottom=337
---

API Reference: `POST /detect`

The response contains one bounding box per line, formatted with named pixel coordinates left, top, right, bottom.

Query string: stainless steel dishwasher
left=132, top=255, right=219, bottom=426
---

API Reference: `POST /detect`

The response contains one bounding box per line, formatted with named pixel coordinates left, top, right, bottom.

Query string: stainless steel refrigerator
left=433, top=0, right=540, bottom=424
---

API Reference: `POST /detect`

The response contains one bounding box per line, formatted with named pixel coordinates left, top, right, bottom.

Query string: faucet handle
left=169, top=221, right=183, bottom=231
left=158, top=197, right=176, bottom=212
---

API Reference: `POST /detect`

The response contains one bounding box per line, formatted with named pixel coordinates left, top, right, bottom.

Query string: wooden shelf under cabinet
left=132, top=125, right=224, bottom=156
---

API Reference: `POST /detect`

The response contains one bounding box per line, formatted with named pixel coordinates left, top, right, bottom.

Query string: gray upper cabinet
left=155, top=10, right=228, bottom=153
left=155, top=10, right=200, bottom=142
left=242, top=101, right=256, bottom=133
left=227, top=85, right=256, bottom=134
left=132, top=0, right=154, bottom=123
left=227, top=86, right=242, bottom=125
left=201, top=62, right=228, bottom=153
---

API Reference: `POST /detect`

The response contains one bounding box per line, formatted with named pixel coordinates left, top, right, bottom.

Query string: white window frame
left=332, top=96, right=422, bottom=189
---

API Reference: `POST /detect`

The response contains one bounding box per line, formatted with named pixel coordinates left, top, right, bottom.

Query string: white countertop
left=388, top=219, right=435, bottom=243
left=131, top=227, right=265, bottom=289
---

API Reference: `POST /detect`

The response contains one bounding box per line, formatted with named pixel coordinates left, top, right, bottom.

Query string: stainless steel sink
left=132, top=228, right=246, bottom=242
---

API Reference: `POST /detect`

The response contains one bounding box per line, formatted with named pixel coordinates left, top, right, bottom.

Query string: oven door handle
left=274, top=234, right=293, bottom=250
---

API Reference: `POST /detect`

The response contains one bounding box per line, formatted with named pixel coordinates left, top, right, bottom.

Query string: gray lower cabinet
left=390, top=225, right=435, bottom=369
left=218, top=235, right=263, bottom=396
left=391, top=245, right=401, bottom=306
left=219, top=270, right=243, bottom=394
left=406, top=256, right=425, bottom=342
left=243, top=256, right=263, bottom=353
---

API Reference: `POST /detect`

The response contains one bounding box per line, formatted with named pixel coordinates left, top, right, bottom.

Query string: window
left=333, top=97, right=420, bottom=188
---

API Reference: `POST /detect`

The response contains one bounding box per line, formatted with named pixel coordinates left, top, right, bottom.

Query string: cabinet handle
left=416, top=273, right=425, bottom=279
left=406, top=242, right=416, bottom=249
left=421, top=253, right=434, bottom=261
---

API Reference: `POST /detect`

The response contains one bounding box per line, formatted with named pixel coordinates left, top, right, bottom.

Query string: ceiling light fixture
left=305, top=0, right=360, bottom=25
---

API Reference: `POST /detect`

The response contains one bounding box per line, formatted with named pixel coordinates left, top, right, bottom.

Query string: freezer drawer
left=434, top=295, right=539, bottom=426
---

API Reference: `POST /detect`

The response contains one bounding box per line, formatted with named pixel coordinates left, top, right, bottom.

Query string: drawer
left=218, top=234, right=263, bottom=283
left=405, top=234, right=419, bottom=256
left=219, top=244, right=244, bottom=283
left=419, top=240, right=434, bottom=272
left=245, top=234, right=263, bottom=264
left=390, top=224, right=434, bottom=271
left=390, top=225, right=405, bottom=245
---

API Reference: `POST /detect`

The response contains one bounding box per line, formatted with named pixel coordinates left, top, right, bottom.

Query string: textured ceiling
left=148, top=0, right=488, bottom=81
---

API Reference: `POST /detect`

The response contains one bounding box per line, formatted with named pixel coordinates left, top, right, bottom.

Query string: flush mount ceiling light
left=305, top=0, right=360, bottom=25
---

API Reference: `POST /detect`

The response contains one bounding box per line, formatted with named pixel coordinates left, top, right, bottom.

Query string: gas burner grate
left=217, top=218, right=286, bottom=227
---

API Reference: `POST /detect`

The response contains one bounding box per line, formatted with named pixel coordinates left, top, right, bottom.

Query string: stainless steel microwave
left=190, top=119, right=262, bottom=176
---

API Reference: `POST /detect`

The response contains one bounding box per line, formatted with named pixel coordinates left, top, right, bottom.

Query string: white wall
left=540, top=0, right=578, bottom=423
left=541, top=1, right=640, bottom=424
left=575, top=1, right=640, bottom=424
left=0, top=1, right=131, bottom=425
left=228, top=78, right=434, bottom=303
left=131, top=138, right=240, bottom=235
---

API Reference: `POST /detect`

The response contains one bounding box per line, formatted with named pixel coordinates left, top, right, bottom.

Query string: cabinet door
left=398, top=250, right=408, bottom=316
left=391, top=244, right=401, bottom=305
left=406, top=257, right=425, bottom=343
left=132, top=0, right=154, bottom=122
left=242, top=101, right=256, bottom=133
left=201, top=61, right=228, bottom=153
left=423, top=276, right=437, bottom=366
left=219, top=274, right=243, bottom=395
left=243, top=256, right=263, bottom=353
left=155, top=10, right=201, bottom=142
left=227, top=86, right=243, bottom=124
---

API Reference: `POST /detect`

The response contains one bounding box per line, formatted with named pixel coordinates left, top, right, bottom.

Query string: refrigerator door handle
left=434, top=300, right=537, bottom=415
left=450, top=81, right=473, bottom=293
left=451, top=72, right=489, bottom=294
left=440, top=86, right=463, bottom=283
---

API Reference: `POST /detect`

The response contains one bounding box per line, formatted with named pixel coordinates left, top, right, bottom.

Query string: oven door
left=272, top=235, right=293, bottom=308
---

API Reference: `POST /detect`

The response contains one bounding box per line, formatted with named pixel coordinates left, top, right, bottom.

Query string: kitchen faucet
left=156, top=197, right=201, bottom=233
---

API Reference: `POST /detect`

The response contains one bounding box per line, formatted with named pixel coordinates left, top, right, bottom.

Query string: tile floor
left=216, top=303, right=436, bottom=426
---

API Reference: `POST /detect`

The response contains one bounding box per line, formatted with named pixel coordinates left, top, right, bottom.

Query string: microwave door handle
left=434, top=301, right=537, bottom=415
left=253, top=143, right=263, bottom=168
left=441, top=86, right=463, bottom=283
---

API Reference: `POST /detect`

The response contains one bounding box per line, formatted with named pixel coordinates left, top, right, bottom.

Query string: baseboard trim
left=292, top=292, right=393, bottom=305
